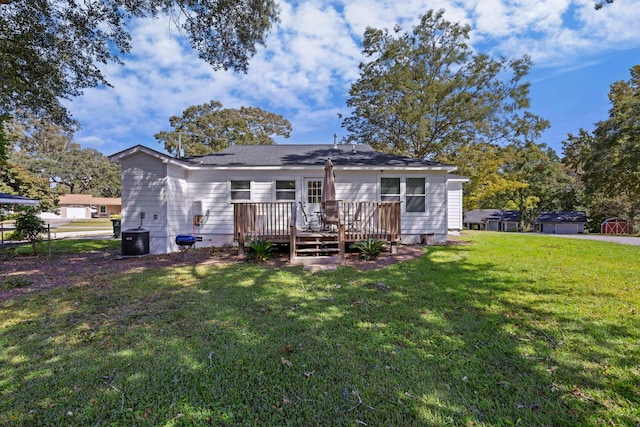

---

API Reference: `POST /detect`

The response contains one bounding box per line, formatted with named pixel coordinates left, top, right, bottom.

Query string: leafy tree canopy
left=0, top=0, right=280, bottom=131
left=0, top=161, right=59, bottom=212
left=155, top=100, right=292, bottom=156
left=7, top=113, right=121, bottom=197
left=342, top=9, right=549, bottom=160
left=439, top=142, right=526, bottom=211
left=562, top=64, right=640, bottom=231
left=595, top=0, right=615, bottom=10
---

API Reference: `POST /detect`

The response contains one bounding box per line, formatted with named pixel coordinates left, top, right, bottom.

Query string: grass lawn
left=1, top=232, right=638, bottom=426
left=2, top=239, right=120, bottom=257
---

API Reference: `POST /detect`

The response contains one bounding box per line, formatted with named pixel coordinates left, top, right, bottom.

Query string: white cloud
left=68, top=0, right=640, bottom=153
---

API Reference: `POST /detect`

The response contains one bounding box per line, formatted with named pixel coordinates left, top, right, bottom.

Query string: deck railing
left=234, top=202, right=293, bottom=254
left=341, top=201, right=401, bottom=243
left=234, top=200, right=401, bottom=255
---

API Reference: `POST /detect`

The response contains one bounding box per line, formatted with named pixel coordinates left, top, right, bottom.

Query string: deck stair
left=291, top=231, right=342, bottom=265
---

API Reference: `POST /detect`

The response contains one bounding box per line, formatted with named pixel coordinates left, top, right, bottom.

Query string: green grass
left=3, top=239, right=120, bottom=256
left=49, top=219, right=113, bottom=233
left=1, top=232, right=638, bottom=426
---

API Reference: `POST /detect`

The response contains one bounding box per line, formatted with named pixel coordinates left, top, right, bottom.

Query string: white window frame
left=380, top=176, right=401, bottom=202
left=229, top=179, right=252, bottom=202
left=379, top=175, right=428, bottom=215
left=306, top=179, right=323, bottom=204
left=274, top=179, right=297, bottom=201
left=406, top=177, right=426, bottom=213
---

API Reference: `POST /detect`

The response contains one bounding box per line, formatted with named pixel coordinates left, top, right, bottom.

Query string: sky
left=64, top=0, right=640, bottom=158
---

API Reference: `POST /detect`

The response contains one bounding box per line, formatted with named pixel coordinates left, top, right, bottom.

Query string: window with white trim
left=276, top=180, right=296, bottom=200
left=380, top=177, right=400, bottom=202
left=230, top=180, right=251, bottom=201
left=406, top=178, right=426, bottom=212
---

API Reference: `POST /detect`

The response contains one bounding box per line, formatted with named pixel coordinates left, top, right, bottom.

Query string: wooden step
left=291, top=255, right=343, bottom=266
left=295, top=247, right=340, bottom=254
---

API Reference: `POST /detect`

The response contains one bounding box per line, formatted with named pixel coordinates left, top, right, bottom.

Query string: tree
left=342, top=9, right=549, bottom=160
left=0, top=162, right=59, bottom=212
left=0, top=0, right=280, bottom=134
left=155, top=100, right=292, bottom=156
left=7, top=114, right=121, bottom=197
left=595, top=0, right=615, bottom=10
left=13, top=207, right=46, bottom=255
left=438, top=142, right=525, bottom=210
left=492, top=142, right=572, bottom=230
left=563, top=65, right=640, bottom=232
left=0, top=116, right=7, bottom=164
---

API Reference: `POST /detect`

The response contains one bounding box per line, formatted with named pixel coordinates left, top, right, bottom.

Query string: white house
left=109, top=144, right=466, bottom=257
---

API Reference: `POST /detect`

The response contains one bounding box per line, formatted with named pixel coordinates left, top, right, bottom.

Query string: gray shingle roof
left=463, top=209, right=520, bottom=223
left=537, top=211, right=587, bottom=223
left=464, top=209, right=503, bottom=223
left=180, top=144, right=448, bottom=167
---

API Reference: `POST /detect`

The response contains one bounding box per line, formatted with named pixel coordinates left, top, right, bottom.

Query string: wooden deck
left=233, top=201, right=401, bottom=262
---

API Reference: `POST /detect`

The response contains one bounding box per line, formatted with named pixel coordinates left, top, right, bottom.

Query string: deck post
left=289, top=203, right=297, bottom=261
left=338, top=223, right=345, bottom=261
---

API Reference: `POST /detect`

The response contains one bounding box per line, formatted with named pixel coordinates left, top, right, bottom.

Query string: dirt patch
left=0, top=243, right=449, bottom=303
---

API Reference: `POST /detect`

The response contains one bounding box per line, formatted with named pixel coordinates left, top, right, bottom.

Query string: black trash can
left=121, top=229, right=150, bottom=256
left=111, top=218, right=121, bottom=238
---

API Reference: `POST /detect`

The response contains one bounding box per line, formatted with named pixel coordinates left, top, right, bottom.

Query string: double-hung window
left=406, top=178, right=426, bottom=212
left=276, top=180, right=296, bottom=201
left=230, top=180, right=251, bottom=201
left=380, top=178, right=400, bottom=202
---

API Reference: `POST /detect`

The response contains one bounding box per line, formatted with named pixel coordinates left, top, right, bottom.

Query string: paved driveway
left=539, top=233, right=640, bottom=246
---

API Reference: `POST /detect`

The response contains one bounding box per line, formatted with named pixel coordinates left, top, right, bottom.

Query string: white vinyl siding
left=447, top=181, right=464, bottom=231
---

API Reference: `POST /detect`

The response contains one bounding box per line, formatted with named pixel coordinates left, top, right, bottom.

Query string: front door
left=301, top=178, right=323, bottom=230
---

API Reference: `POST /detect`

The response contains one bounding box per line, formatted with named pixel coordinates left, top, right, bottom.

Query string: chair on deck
left=298, top=201, right=315, bottom=232
left=320, top=200, right=340, bottom=232
left=346, top=203, right=362, bottom=232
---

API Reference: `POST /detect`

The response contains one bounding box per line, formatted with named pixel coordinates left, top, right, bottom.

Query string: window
left=380, top=178, right=400, bottom=202
left=406, top=178, right=426, bottom=212
left=230, top=180, right=251, bottom=201
left=276, top=180, right=296, bottom=200
left=99, top=205, right=107, bottom=214
left=307, top=180, right=322, bottom=203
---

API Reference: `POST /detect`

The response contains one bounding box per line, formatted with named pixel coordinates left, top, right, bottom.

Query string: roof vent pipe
left=333, top=133, right=337, bottom=148
left=351, top=144, right=356, bottom=154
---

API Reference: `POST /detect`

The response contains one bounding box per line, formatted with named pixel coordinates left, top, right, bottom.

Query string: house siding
left=113, top=147, right=459, bottom=253
left=120, top=153, right=168, bottom=254
left=447, top=181, right=464, bottom=231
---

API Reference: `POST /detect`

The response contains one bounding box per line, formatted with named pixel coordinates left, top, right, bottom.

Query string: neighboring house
left=56, top=194, right=121, bottom=219
left=463, top=209, right=520, bottom=231
left=535, top=211, right=587, bottom=234
left=446, top=175, right=469, bottom=233
left=110, top=144, right=468, bottom=256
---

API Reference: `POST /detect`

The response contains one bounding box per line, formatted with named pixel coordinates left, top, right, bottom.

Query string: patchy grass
left=1, top=232, right=638, bottom=426
left=6, top=239, right=120, bottom=256
left=48, top=219, right=113, bottom=233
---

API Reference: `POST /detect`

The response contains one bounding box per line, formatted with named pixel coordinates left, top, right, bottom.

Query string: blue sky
left=64, top=0, right=640, bottom=158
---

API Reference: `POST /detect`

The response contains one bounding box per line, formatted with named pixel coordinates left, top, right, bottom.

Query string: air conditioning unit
left=121, top=229, right=150, bottom=256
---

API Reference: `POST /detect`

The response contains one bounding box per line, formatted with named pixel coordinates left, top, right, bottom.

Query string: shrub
left=352, top=239, right=386, bottom=260
left=2, top=275, right=32, bottom=290
left=247, top=238, right=274, bottom=263
left=13, top=208, right=46, bottom=255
